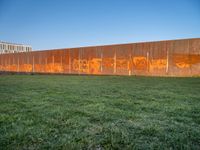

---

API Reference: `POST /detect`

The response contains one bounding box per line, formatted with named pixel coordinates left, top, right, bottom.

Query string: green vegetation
left=0, top=75, right=200, bottom=149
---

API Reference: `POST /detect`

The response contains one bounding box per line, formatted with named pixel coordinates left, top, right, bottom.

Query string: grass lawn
left=0, top=75, right=200, bottom=149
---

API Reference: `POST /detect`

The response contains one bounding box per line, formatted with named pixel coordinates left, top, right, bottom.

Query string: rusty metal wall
left=0, top=38, right=200, bottom=76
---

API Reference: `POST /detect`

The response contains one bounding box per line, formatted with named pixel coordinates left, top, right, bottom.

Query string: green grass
left=0, top=75, right=200, bottom=150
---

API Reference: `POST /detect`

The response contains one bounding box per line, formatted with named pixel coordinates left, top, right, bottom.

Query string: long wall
left=0, top=38, right=200, bottom=76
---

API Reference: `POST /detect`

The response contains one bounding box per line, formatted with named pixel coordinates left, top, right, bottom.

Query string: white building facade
left=0, top=41, right=32, bottom=54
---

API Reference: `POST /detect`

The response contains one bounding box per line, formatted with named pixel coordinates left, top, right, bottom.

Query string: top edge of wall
left=1, top=37, right=200, bottom=55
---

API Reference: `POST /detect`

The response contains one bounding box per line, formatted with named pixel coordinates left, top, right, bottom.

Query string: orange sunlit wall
left=0, top=38, right=200, bottom=76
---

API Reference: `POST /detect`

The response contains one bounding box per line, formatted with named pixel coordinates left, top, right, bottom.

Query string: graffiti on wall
left=149, top=59, right=167, bottom=70
left=132, top=56, right=148, bottom=70
left=72, top=58, right=102, bottom=74
left=173, top=54, right=200, bottom=69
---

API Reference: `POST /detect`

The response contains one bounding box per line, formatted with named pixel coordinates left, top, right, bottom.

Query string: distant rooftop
left=0, top=41, right=32, bottom=54
left=0, top=41, right=31, bottom=47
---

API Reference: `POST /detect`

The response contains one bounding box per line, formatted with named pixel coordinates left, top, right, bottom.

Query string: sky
left=0, top=0, right=200, bottom=50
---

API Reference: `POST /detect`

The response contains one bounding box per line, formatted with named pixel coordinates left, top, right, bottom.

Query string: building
left=0, top=41, right=32, bottom=54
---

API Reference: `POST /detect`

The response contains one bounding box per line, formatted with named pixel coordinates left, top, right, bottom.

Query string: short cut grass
left=0, top=75, right=200, bottom=149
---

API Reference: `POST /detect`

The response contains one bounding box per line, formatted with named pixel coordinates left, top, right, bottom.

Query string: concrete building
left=0, top=41, right=32, bottom=54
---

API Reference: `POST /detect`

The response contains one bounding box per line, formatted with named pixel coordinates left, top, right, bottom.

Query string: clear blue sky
left=0, top=0, right=200, bottom=50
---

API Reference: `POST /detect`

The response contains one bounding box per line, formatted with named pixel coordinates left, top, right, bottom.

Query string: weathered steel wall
left=0, top=38, right=200, bottom=76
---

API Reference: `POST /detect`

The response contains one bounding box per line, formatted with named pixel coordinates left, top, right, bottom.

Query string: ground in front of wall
left=0, top=75, right=200, bottom=149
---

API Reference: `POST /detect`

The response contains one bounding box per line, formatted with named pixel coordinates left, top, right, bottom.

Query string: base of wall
left=1, top=71, right=199, bottom=77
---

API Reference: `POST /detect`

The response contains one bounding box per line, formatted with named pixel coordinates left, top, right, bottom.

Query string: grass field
left=0, top=75, right=200, bottom=149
